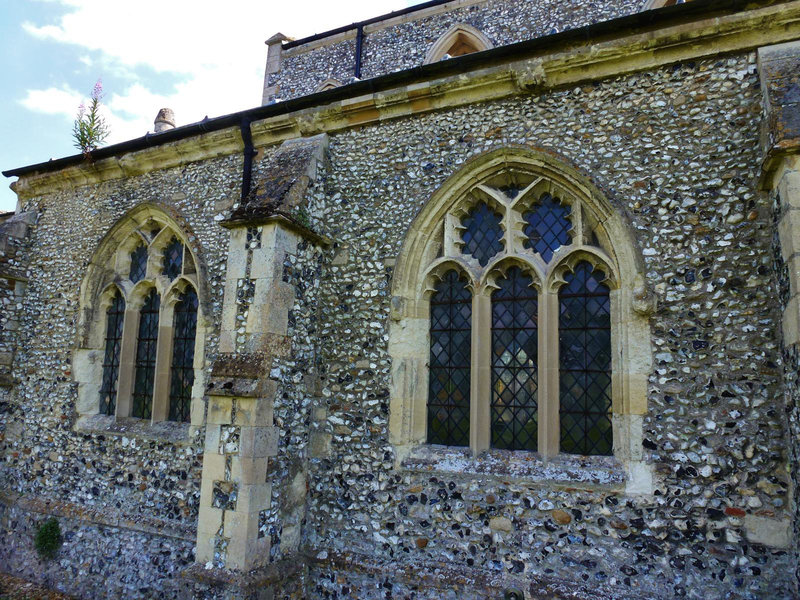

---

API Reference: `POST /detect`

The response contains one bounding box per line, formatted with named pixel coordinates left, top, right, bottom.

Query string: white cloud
left=20, top=85, right=82, bottom=116
left=20, top=0, right=415, bottom=145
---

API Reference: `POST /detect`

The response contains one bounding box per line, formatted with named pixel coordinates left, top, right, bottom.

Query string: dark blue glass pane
left=164, top=237, right=183, bottom=280
left=559, top=262, right=612, bottom=456
left=132, top=289, right=160, bottom=419
left=523, top=193, right=572, bottom=263
left=129, top=244, right=147, bottom=283
left=461, top=203, right=503, bottom=267
left=491, top=267, right=538, bottom=451
left=428, top=270, right=471, bottom=447
left=169, top=288, right=198, bottom=422
left=99, top=291, right=125, bottom=416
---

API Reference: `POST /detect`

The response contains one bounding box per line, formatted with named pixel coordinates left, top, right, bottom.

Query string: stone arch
left=423, top=24, right=493, bottom=64
left=388, top=147, right=655, bottom=493
left=315, top=78, right=343, bottom=92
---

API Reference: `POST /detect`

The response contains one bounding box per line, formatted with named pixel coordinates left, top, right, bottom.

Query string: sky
left=0, top=0, right=422, bottom=212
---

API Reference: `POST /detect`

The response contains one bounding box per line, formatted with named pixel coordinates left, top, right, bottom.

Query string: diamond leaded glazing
left=491, top=267, right=538, bottom=451
left=169, top=288, right=198, bottom=422
left=99, top=290, right=125, bottom=416
left=428, top=270, right=471, bottom=447
left=558, top=262, right=612, bottom=455
left=129, top=244, right=148, bottom=283
left=164, top=237, right=184, bottom=280
left=132, top=289, right=160, bottom=419
left=460, top=203, right=503, bottom=267
left=523, top=193, right=572, bottom=263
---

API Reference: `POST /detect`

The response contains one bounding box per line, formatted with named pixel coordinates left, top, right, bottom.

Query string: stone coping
left=0, top=491, right=196, bottom=542
left=401, top=445, right=626, bottom=489
left=73, top=414, right=199, bottom=447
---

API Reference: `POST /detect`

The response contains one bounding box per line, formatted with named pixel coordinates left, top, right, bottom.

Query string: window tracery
left=390, top=149, right=653, bottom=480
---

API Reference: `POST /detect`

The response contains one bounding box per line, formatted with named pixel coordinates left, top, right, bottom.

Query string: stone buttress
left=188, top=134, right=330, bottom=598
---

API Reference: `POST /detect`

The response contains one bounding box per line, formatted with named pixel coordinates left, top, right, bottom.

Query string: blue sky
left=0, top=0, right=422, bottom=212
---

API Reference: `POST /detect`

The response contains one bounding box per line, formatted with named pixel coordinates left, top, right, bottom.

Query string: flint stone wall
left=304, top=52, right=795, bottom=599
left=269, top=0, right=647, bottom=102
left=1, top=48, right=796, bottom=600
left=0, top=155, right=239, bottom=598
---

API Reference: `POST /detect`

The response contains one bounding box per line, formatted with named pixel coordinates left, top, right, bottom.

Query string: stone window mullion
left=470, top=288, right=492, bottom=455
left=537, top=288, right=560, bottom=458
left=114, top=305, right=140, bottom=418
left=151, top=301, right=175, bottom=423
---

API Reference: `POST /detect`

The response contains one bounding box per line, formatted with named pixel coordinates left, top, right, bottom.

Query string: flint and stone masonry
left=3, top=0, right=800, bottom=598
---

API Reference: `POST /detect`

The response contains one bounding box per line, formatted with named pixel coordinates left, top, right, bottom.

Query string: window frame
left=74, top=206, right=207, bottom=429
left=388, top=149, right=655, bottom=491
left=423, top=180, right=619, bottom=457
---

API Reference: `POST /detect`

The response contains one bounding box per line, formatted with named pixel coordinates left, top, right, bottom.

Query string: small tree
left=72, top=79, right=109, bottom=158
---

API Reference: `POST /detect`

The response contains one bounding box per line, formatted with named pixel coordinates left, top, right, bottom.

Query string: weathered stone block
left=239, top=426, right=279, bottom=458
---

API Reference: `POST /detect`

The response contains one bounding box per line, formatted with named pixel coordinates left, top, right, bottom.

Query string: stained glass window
left=164, top=237, right=183, bottom=280
left=559, top=262, right=612, bottom=455
left=428, top=270, right=472, bottom=446
left=132, top=289, right=160, bottom=419
left=169, top=288, right=198, bottom=422
left=99, top=290, right=125, bottom=416
left=461, top=203, right=503, bottom=267
left=491, top=267, right=538, bottom=451
left=129, top=244, right=148, bottom=283
left=523, top=193, right=572, bottom=263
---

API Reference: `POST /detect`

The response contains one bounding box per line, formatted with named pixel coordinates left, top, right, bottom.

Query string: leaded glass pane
left=132, top=289, right=160, bottom=419
left=99, top=291, right=125, bottom=416
left=428, top=270, right=471, bottom=446
left=164, top=237, right=183, bottom=280
left=169, top=288, right=198, bottom=422
left=491, top=267, right=538, bottom=451
left=129, top=244, right=148, bottom=283
left=559, top=262, right=612, bottom=456
left=523, top=193, right=572, bottom=263
left=460, top=203, right=503, bottom=267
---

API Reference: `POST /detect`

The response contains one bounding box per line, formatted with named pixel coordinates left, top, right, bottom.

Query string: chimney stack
left=154, top=108, right=176, bottom=133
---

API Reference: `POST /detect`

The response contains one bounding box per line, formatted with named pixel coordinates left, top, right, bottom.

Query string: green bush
left=34, top=517, right=62, bottom=560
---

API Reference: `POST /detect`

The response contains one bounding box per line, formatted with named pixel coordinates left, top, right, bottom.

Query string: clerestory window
left=389, top=149, right=653, bottom=472
left=77, top=209, right=204, bottom=426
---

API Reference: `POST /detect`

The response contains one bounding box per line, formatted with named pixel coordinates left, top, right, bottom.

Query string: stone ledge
left=0, top=490, right=195, bottom=542
left=401, top=445, right=626, bottom=490
left=73, top=414, right=198, bottom=446
left=182, top=555, right=305, bottom=590
left=307, top=548, right=655, bottom=600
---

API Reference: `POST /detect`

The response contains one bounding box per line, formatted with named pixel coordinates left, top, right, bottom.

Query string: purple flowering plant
left=72, top=78, right=110, bottom=158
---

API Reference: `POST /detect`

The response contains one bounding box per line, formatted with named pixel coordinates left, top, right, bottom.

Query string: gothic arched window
left=76, top=208, right=205, bottom=426
left=390, top=149, right=653, bottom=473
left=423, top=24, right=493, bottom=64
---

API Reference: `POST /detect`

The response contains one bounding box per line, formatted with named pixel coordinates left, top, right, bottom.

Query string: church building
left=2, top=0, right=800, bottom=598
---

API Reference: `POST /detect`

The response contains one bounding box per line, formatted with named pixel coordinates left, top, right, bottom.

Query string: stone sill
left=401, top=445, right=626, bottom=489
left=74, top=414, right=199, bottom=446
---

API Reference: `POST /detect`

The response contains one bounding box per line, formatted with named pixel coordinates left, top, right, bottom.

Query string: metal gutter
left=2, top=0, right=784, bottom=180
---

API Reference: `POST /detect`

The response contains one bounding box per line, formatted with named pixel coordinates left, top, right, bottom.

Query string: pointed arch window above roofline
left=423, top=24, right=493, bottom=65
left=388, top=149, right=656, bottom=490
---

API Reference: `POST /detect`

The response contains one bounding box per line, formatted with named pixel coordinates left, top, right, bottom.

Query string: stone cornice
left=10, top=1, right=800, bottom=200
